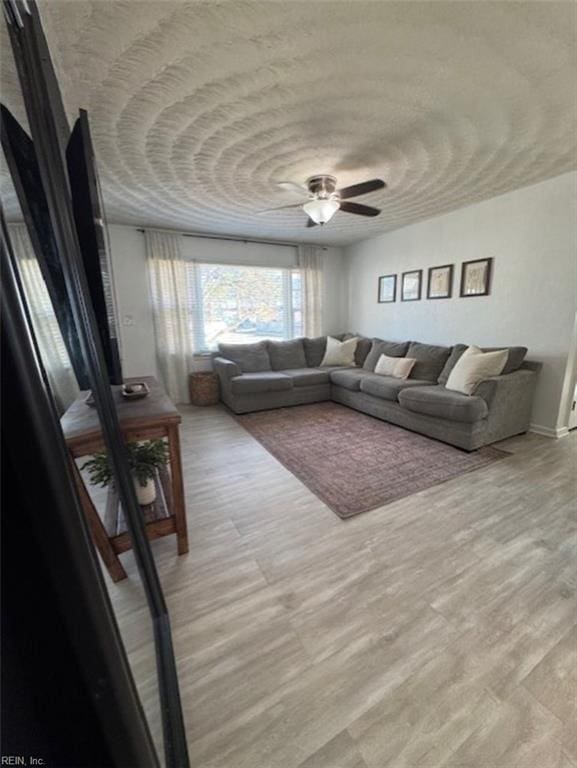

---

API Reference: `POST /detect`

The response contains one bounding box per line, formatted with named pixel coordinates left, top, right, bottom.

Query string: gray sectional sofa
left=213, top=335, right=540, bottom=451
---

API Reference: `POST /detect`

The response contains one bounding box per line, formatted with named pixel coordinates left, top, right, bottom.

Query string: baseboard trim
left=530, top=423, right=570, bottom=439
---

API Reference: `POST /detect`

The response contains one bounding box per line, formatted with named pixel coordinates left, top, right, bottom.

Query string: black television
left=66, top=109, right=123, bottom=385
left=1, top=104, right=123, bottom=388
left=1, top=104, right=90, bottom=388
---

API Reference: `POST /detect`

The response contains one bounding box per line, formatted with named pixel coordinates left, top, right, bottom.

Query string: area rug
left=235, top=402, right=509, bottom=519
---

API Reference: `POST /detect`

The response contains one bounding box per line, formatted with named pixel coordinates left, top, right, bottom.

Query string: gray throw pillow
left=437, top=344, right=468, bottom=385
left=268, top=339, right=307, bottom=371
left=303, top=336, right=327, bottom=367
left=363, top=339, right=410, bottom=371
left=218, top=341, right=271, bottom=372
left=484, top=346, right=528, bottom=374
left=343, top=333, right=372, bottom=367
left=407, top=341, right=451, bottom=381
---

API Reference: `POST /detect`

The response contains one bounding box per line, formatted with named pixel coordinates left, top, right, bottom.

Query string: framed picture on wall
left=401, top=270, right=422, bottom=301
left=460, top=257, right=493, bottom=297
left=378, top=274, right=396, bottom=303
left=427, top=264, right=454, bottom=299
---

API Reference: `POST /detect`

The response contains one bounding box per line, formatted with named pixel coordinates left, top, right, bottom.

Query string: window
left=19, top=257, right=72, bottom=368
left=189, top=263, right=303, bottom=351
left=16, top=254, right=79, bottom=410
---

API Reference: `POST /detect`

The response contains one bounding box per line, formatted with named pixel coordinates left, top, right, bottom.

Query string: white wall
left=109, top=225, right=158, bottom=379
left=108, top=225, right=347, bottom=378
left=345, top=172, right=577, bottom=435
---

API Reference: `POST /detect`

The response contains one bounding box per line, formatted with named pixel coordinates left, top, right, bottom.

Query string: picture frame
left=378, top=274, right=396, bottom=303
left=427, top=264, right=454, bottom=299
left=401, top=269, right=422, bottom=301
left=460, top=258, right=493, bottom=297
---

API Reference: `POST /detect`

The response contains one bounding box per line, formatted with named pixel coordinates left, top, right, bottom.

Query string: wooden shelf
left=104, top=467, right=173, bottom=537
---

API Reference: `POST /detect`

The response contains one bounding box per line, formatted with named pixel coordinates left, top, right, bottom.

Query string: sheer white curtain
left=297, top=245, right=323, bottom=336
left=8, top=224, right=79, bottom=413
left=145, top=229, right=194, bottom=403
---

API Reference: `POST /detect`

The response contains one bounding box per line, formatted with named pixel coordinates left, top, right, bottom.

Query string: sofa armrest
left=474, top=368, right=538, bottom=440
left=474, top=368, right=537, bottom=404
left=213, top=356, right=241, bottom=405
left=213, top=356, right=241, bottom=382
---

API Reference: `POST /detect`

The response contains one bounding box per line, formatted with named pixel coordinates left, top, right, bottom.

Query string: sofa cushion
left=218, top=341, right=271, bottom=373
left=398, top=385, right=489, bottom=423
left=303, top=336, right=327, bottom=367
left=360, top=376, right=431, bottom=402
left=407, top=342, right=451, bottom=382
left=343, top=333, right=372, bottom=367
left=438, top=344, right=528, bottom=383
left=438, top=344, right=468, bottom=385
left=282, top=368, right=331, bottom=387
left=230, top=372, right=292, bottom=395
left=363, top=339, right=410, bottom=371
left=329, top=368, right=368, bottom=391
left=268, top=339, right=307, bottom=371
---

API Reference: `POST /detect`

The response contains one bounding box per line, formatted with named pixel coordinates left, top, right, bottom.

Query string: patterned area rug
left=236, top=402, right=509, bottom=519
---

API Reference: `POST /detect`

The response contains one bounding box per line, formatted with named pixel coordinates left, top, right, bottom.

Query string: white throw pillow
left=321, top=336, right=358, bottom=366
left=393, top=357, right=417, bottom=379
left=374, top=353, right=416, bottom=379
left=374, top=353, right=398, bottom=376
left=446, top=345, right=508, bottom=395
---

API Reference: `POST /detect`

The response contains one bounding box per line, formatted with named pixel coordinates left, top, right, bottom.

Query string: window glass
left=190, top=263, right=302, bottom=351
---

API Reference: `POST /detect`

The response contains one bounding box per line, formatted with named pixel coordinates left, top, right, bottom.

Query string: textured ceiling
left=1, top=1, right=576, bottom=245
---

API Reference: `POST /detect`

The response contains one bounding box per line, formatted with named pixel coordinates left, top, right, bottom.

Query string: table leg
left=70, top=459, right=127, bottom=582
left=167, top=424, right=189, bottom=555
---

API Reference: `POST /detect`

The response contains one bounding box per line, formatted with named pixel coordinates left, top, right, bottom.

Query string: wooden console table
left=61, top=376, right=189, bottom=582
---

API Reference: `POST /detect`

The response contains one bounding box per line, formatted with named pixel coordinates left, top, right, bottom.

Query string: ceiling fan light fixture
left=303, top=197, right=340, bottom=224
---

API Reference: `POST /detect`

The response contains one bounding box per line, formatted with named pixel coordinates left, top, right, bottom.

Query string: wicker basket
left=189, top=371, right=220, bottom=406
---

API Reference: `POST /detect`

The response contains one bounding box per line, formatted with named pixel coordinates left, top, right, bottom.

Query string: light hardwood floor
left=105, top=405, right=577, bottom=768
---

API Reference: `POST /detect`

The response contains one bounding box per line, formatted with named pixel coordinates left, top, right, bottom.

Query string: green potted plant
left=81, top=439, right=169, bottom=505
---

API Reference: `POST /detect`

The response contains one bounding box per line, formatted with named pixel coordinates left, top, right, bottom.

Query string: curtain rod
left=134, top=226, right=328, bottom=250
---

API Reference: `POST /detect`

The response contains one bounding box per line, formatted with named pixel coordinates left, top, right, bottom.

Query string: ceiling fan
left=260, top=175, right=386, bottom=227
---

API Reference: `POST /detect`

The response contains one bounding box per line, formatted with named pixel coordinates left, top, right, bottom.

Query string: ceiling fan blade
left=339, top=201, right=381, bottom=217
left=258, top=203, right=304, bottom=214
left=306, top=217, right=317, bottom=228
left=276, top=181, right=308, bottom=196
left=338, top=179, right=386, bottom=199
